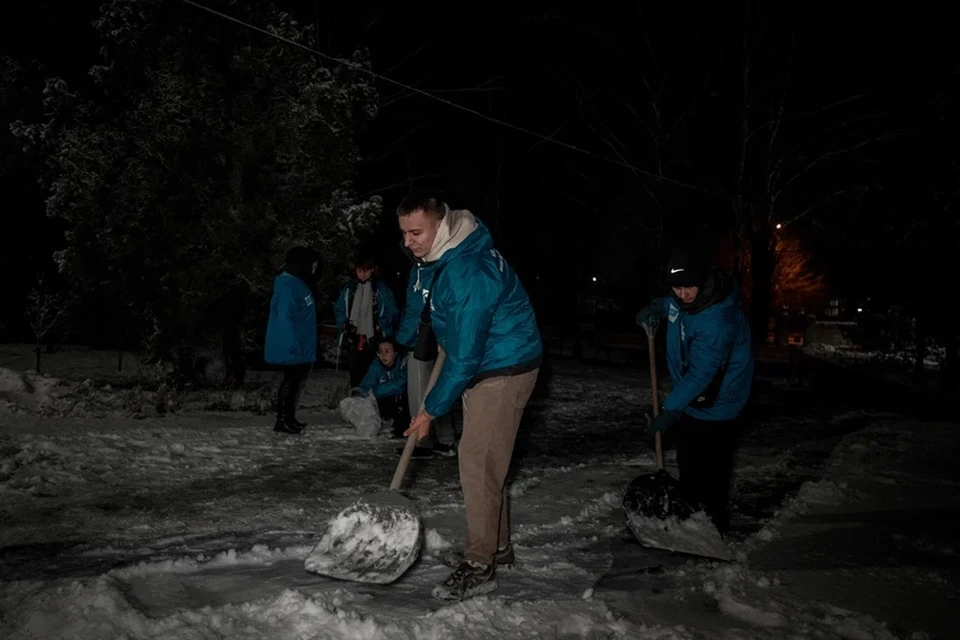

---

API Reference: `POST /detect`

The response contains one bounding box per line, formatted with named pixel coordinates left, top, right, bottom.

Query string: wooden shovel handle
left=641, top=323, right=664, bottom=471
left=389, top=349, right=447, bottom=490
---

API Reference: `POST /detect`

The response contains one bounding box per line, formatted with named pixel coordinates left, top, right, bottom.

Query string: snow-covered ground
left=1, top=344, right=956, bottom=639
left=803, top=341, right=942, bottom=370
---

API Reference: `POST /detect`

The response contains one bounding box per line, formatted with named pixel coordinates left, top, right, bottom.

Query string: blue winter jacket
left=333, top=279, right=400, bottom=342
left=264, top=273, right=317, bottom=365
left=358, top=357, right=408, bottom=399
left=395, top=260, right=442, bottom=349
left=655, top=281, right=754, bottom=420
left=424, top=216, right=543, bottom=418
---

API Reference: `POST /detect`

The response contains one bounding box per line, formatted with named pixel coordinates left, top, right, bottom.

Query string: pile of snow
left=804, top=342, right=941, bottom=371
left=0, top=575, right=656, bottom=640
left=0, top=363, right=349, bottom=419
left=744, top=479, right=847, bottom=548
left=0, top=368, right=87, bottom=417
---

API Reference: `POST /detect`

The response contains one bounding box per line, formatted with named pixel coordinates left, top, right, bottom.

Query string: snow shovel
left=304, top=350, right=447, bottom=584
left=621, top=324, right=732, bottom=561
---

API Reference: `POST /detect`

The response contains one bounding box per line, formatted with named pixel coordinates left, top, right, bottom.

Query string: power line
left=178, top=0, right=724, bottom=198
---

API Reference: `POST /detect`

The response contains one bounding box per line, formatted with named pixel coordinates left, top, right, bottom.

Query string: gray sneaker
left=432, top=561, right=498, bottom=601
left=441, top=543, right=515, bottom=569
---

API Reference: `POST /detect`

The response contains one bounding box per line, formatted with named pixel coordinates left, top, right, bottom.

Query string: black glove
left=646, top=408, right=682, bottom=436
left=636, top=301, right=665, bottom=329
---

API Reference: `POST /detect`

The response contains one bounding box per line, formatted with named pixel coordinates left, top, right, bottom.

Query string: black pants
left=277, top=363, right=311, bottom=421
left=347, top=344, right=376, bottom=389
left=675, top=414, right=740, bottom=533
left=377, top=393, right=411, bottom=436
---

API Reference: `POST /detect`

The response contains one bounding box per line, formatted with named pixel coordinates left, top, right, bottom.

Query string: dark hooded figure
left=264, top=246, right=320, bottom=434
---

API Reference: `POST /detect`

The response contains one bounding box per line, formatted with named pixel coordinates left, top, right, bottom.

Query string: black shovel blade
left=304, top=491, right=422, bottom=584
left=622, top=469, right=698, bottom=520
left=622, top=469, right=732, bottom=561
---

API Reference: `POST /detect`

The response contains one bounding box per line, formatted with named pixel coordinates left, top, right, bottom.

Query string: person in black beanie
left=264, top=246, right=320, bottom=434
left=635, top=248, right=755, bottom=532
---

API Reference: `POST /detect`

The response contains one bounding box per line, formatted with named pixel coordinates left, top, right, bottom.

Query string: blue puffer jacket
left=264, top=273, right=317, bottom=365
left=395, top=260, right=442, bottom=349
left=423, top=212, right=542, bottom=418
left=334, top=279, right=400, bottom=342
left=358, top=357, right=408, bottom=399
left=655, top=275, right=754, bottom=420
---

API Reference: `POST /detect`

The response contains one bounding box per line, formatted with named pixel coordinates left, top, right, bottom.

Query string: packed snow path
left=1, top=350, right=957, bottom=638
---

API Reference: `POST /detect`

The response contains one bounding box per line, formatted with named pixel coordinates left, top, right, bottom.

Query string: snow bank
left=0, top=576, right=661, bottom=640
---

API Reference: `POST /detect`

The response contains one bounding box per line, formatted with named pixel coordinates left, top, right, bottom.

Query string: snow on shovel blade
left=305, top=491, right=422, bottom=584
left=622, top=469, right=732, bottom=561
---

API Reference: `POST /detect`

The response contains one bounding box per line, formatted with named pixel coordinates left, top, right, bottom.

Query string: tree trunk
left=35, top=344, right=42, bottom=372
left=750, top=222, right=775, bottom=345
left=941, top=329, right=959, bottom=393
left=488, top=94, right=502, bottom=240
left=222, top=321, right=246, bottom=389
left=912, top=315, right=928, bottom=382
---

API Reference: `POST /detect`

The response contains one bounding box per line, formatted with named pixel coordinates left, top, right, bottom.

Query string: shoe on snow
left=442, top=544, right=514, bottom=569
left=431, top=442, right=457, bottom=458
left=432, top=561, right=498, bottom=601
left=274, top=419, right=303, bottom=435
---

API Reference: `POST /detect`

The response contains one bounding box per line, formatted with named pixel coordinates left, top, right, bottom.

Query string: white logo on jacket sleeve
left=668, top=303, right=679, bottom=323
left=489, top=249, right=505, bottom=273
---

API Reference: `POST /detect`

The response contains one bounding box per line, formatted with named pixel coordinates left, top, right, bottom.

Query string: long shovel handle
left=389, top=349, right=447, bottom=490
left=641, top=323, right=664, bottom=471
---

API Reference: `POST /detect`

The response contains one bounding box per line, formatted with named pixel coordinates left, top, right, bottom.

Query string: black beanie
left=666, top=249, right=707, bottom=288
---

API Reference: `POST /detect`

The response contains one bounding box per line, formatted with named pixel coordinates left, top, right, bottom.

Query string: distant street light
left=775, top=223, right=782, bottom=230
left=592, top=277, right=597, bottom=282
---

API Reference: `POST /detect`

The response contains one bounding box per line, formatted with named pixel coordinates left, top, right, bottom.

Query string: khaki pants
left=459, top=367, right=539, bottom=565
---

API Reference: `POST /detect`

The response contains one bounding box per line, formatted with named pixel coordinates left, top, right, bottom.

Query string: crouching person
left=357, top=338, right=411, bottom=437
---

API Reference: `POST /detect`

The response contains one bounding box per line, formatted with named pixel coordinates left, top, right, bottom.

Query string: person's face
left=355, top=266, right=374, bottom=282
left=378, top=342, right=397, bottom=367
left=672, top=286, right=699, bottom=304
left=399, top=209, right=441, bottom=259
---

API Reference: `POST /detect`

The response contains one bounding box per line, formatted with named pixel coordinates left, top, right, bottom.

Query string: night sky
left=2, top=1, right=957, bottom=335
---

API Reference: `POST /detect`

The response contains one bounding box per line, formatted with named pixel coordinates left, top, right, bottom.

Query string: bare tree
left=24, top=276, right=71, bottom=372
left=730, top=1, right=894, bottom=342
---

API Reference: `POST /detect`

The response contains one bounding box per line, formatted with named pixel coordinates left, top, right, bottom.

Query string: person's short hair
left=352, top=253, right=377, bottom=271
left=376, top=336, right=399, bottom=352
left=396, top=194, right=446, bottom=220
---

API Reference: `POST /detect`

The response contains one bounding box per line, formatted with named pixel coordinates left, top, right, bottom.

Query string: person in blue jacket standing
left=398, top=195, right=543, bottom=601
left=636, top=248, right=755, bottom=532
left=334, top=254, right=399, bottom=388
left=265, top=246, right=319, bottom=435
left=356, top=337, right=410, bottom=437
